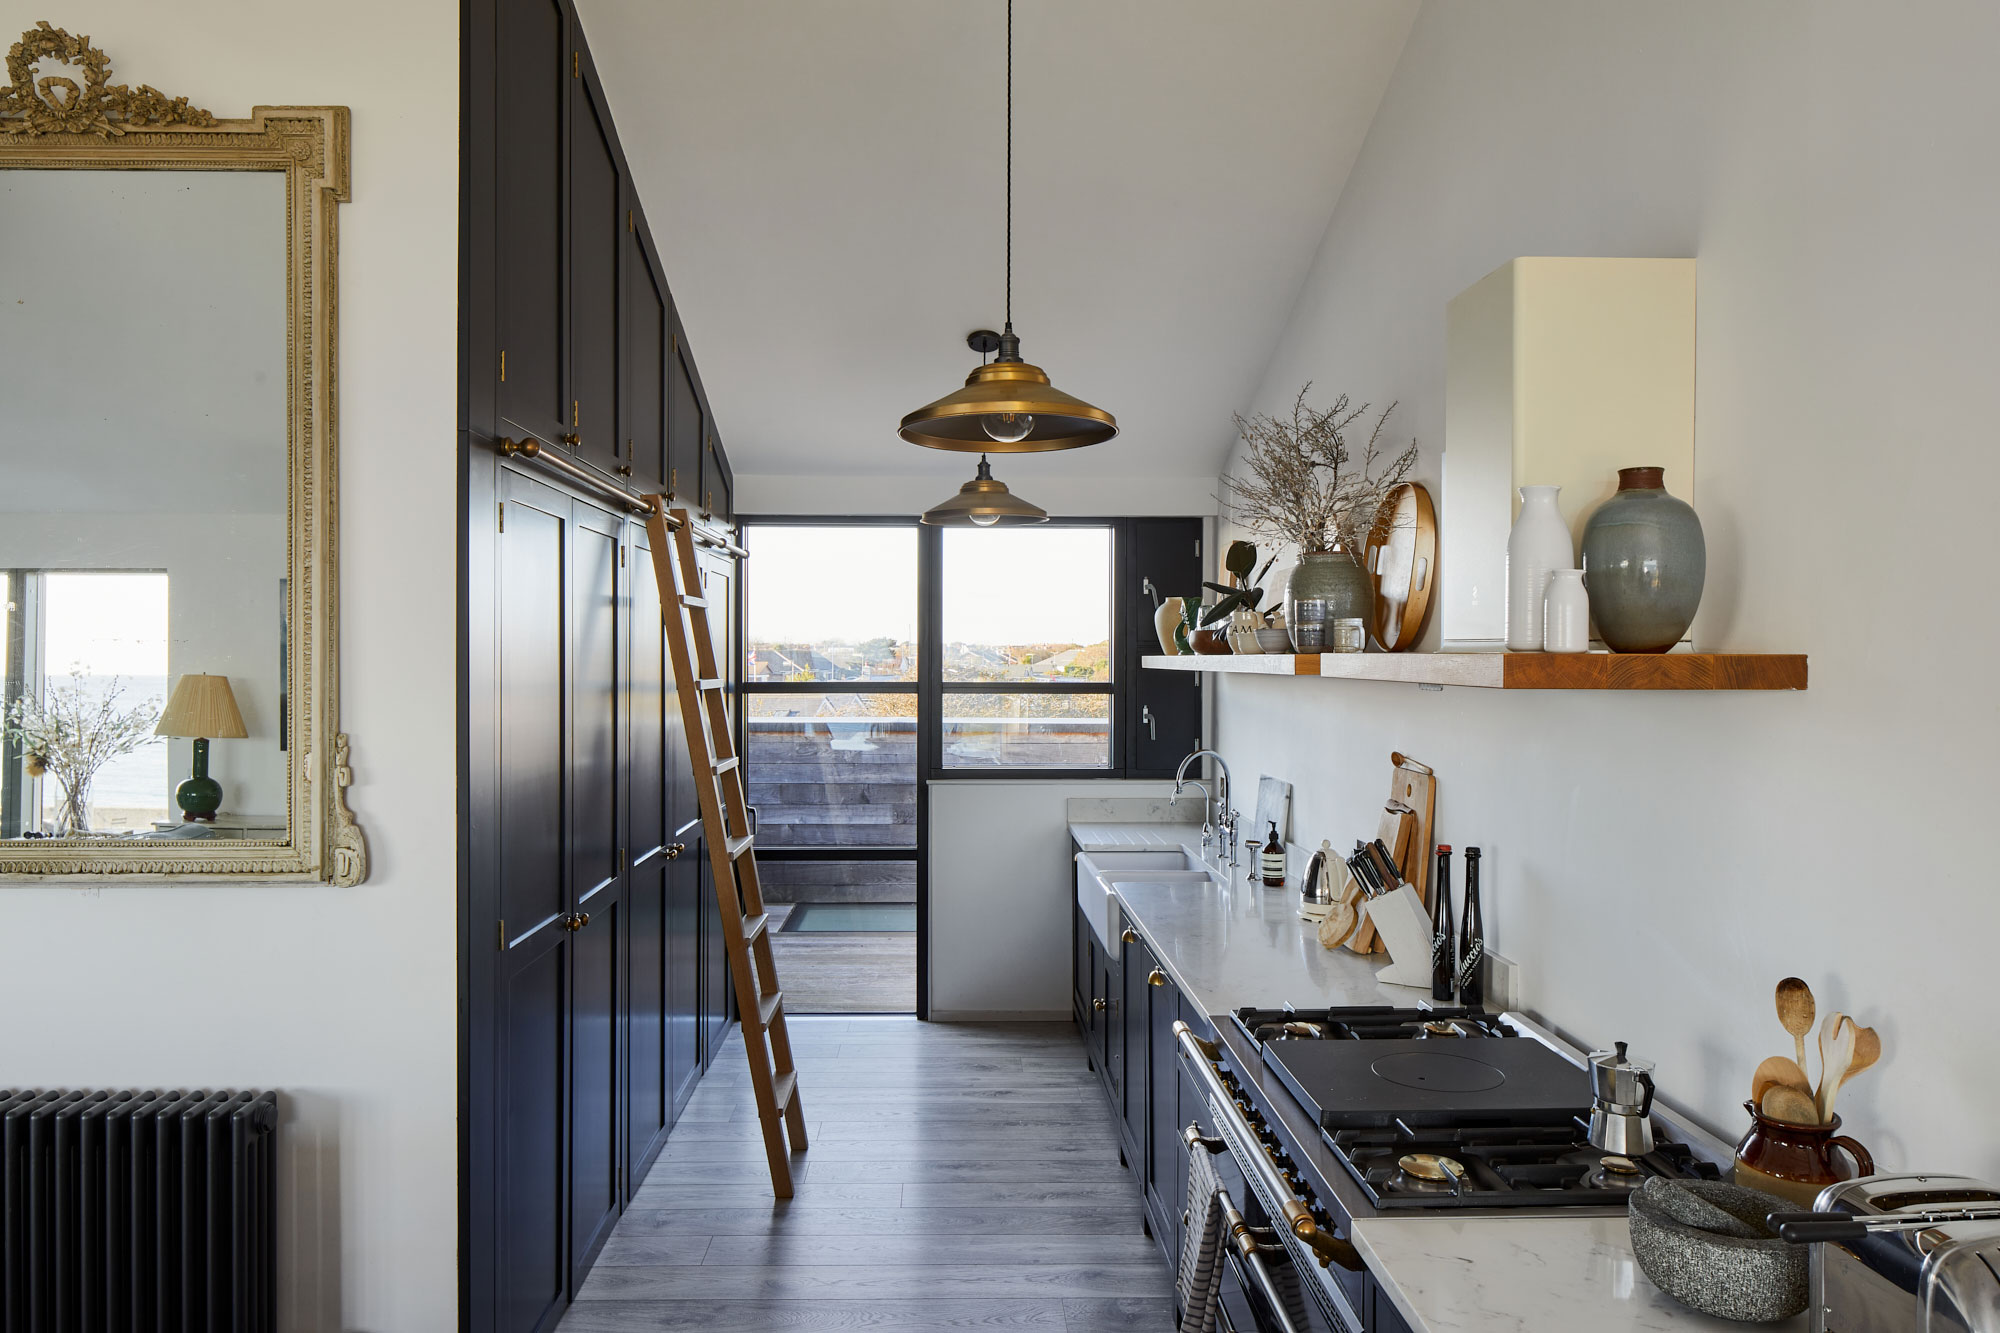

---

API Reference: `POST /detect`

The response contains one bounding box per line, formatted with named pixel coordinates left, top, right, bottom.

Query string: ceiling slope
left=579, top=0, right=1417, bottom=485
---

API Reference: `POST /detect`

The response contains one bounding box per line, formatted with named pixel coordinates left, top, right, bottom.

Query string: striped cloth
left=1178, top=1144, right=1227, bottom=1333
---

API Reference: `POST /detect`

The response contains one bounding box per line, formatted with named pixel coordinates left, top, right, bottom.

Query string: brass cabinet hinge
left=618, top=846, right=627, bottom=871
left=573, top=51, right=579, bottom=78
left=627, top=209, right=634, bottom=232
left=499, top=349, right=506, bottom=382
left=573, top=400, right=580, bottom=429
left=497, top=500, right=505, bottom=533
left=618, top=545, right=626, bottom=567
left=497, top=918, right=506, bottom=950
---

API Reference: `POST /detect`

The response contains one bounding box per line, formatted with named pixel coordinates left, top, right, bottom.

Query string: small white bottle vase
left=1505, top=485, right=1573, bottom=651
left=1543, top=568, right=1590, bottom=653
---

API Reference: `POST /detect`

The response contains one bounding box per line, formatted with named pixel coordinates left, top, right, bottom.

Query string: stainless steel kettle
left=1587, top=1040, right=1656, bottom=1157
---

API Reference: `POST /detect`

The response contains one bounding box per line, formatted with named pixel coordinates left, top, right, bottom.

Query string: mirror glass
left=0, top=168, right=289, bottom=844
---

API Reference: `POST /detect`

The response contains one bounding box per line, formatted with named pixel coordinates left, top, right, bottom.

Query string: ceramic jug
left=1505, top=485, right=1572, bottom=651
left=1731, top=1100, right=1875, bottom=1207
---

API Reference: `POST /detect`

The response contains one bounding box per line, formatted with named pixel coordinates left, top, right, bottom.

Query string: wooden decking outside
left=765, top=903, right=915, bottom=1014
left=558, top=1017, right=1176, bottom=1332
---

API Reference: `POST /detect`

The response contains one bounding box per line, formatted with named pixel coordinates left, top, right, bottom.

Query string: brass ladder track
left=643, top=503, right=806, bottom=1196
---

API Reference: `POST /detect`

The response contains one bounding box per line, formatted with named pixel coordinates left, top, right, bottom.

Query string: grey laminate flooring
left=766, top=905, right=916, bottom=1014
left=560, top=1017, right=1175, bottom=1332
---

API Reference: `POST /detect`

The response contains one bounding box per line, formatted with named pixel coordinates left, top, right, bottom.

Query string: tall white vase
left=1505, top=485, right=1572, bottom=651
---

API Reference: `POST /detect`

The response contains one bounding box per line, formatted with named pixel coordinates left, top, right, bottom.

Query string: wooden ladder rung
left=725, top=833, right=754, bottom=860
left=697, top=678, right=725, bottom=691
left=680, top=595, right=709, bottom=609
left=712, top=756, right=740, bottom=775
left=754, top=990, right=784, bottom=1027
left=772, top=1069, right=798, bottom=1113
left=742, top=912, right=769, bottom=943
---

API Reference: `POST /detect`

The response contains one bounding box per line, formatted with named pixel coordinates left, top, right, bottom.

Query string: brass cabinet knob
left=560, top=432, right=581, bottom=449
left=665, top=842, right=686, bottom=860
left=1148, top=969, right=1168, bottom=987
left=561, top=912, right=591, bottom=932
left=1092, top=997, right=1108, bottom=1012
left=1121, top=928, right=1138, bottom=944
left=615, top=465, right=633, bottom=477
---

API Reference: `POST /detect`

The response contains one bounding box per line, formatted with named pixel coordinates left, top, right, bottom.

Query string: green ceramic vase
left=1285, top=551, right=1372, bottom=632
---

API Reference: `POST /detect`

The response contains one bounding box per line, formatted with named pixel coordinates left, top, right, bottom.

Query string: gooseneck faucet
left=1174, top=749, right=1238, bottom=869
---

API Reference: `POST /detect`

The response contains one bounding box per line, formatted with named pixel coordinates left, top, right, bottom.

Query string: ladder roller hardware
left=644, top=503, right=808, bottom=1198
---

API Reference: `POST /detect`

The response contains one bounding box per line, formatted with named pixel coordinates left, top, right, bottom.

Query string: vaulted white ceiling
left=579, top=0, right=1417, bottom=485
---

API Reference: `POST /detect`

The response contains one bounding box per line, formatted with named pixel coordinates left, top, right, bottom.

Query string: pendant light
left=921, top=454, right=1049, bottom=526
left=899, top=0, right=1117, bottom=454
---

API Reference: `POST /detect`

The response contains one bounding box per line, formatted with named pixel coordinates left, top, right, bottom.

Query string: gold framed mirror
left=0, top=23, right=363, bottom=883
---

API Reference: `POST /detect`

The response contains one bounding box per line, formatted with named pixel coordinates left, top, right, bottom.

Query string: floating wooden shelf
left=1141, top=652, right=1806, bottom=691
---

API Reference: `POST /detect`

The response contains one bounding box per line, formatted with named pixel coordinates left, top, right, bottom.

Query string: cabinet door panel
left=1149, top=971, right=1181, bottom=1252
left=569, top=893, right=620, bottom=1279
left=571, top=519, right=619, bottom=892
left=666, top=339, right=702, bottom=507
left=1127, top=519, right=1204, bottom=775
left=499, top=934, right=564, bottom=1333
left=622, top=210, right=667, bottom=490
left=568, top=57, right=621, bottom=476
left=667, top=831, right=702, bottom=1113
left=626, top=526, right=670, bottom=1177
left=1120, top=937, right=1149, bottom=1154
left=701, top=433, right=732, bottom=525
left=498, top=493, right=566, bottom=936
left=494, top=0, right=566, bottom=446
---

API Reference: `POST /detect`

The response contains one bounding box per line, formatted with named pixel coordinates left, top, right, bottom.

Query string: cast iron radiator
left=0, top=1089, right=278, bottom=1333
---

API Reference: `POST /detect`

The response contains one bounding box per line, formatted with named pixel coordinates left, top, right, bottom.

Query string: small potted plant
left=1220, top=384, right=1418, bottom=638
left=1199, top=540, right=1280, bottom=652
left=4, top=671, right=162, bottom=836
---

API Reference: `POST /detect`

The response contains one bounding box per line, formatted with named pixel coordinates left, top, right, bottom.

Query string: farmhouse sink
left=1074, top=848, right=1221, bottom=951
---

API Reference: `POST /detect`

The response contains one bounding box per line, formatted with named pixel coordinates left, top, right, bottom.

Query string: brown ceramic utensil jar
left=1732, top=1100, right=1875, bottom=1207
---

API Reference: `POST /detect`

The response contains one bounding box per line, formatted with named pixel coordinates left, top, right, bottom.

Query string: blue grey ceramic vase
left=1285, top=551, right=1372, bottom=634
left=1580, top=467, right=1705, bottom=653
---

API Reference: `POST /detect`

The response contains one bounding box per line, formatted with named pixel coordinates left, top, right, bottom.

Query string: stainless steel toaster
left=1809, top=1174, right=2000, bottom=1333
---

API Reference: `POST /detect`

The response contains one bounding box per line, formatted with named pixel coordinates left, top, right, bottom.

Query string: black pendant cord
left=1004, top=0, right=1012, bottom=335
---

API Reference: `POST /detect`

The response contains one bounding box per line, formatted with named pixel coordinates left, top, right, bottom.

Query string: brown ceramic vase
left=1731, top=1100, right=1875, bottom=1207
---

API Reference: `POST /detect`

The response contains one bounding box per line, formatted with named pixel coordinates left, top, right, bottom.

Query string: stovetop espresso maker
left=1587, top=1040, right=1656, bottom=1157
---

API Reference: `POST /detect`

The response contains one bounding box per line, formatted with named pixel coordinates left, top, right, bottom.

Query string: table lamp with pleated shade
left=155, top=673, right=248, bottom=822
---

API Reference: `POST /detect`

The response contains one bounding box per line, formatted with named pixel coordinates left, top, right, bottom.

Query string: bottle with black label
left=1429, top=844, right=1455, bottom=1002
left=1260, top=821, right=1285, bottom=888
left=1457, top=846, right=1485, bottom=1008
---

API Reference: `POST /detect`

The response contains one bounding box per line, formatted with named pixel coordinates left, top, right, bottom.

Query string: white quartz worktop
left=1351, top=1215, right=1807, bottom=1333
left=1075, top=817, right=1779, bottom=1333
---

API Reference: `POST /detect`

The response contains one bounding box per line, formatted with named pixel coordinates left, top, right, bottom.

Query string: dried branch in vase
left=1220, top=384, right=1419, bottom=565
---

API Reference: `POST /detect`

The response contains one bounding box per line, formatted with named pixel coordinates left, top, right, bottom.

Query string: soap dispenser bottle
left=1259, top=822, right=1285, bottom=887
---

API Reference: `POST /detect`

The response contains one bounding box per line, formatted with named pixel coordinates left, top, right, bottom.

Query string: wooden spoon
left=1761, top=1084, right=1821, bottom=1126
left=1832, top=1024, right=1881, bottom=1110
left=1751, top=1055, right=1813, bottom=1108
left=1816, top=1013, right=1856, bottom=1123
left=1776, top=977, right=1816, bottom=1078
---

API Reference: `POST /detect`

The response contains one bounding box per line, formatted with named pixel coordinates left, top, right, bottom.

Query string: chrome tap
left=1174, top=750, right=1238, bottom=869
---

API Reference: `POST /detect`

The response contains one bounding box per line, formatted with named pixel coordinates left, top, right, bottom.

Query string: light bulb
left=980, top=412, right=1035, bottom=443
left=969, top=511, right=1002, bottom=527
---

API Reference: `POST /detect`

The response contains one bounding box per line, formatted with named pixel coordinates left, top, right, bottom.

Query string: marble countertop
left=1351, top=1215, right=1807, bottom=1333
left=1070, top=814, right=1779, bottom=1333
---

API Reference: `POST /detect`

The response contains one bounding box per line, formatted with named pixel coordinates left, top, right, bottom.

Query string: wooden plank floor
left=560, top=1017, right=1175, bottom=1332
left=765, top=905, right=915, bottom=1014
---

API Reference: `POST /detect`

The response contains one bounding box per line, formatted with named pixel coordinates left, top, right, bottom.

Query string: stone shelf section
left=1140, top=651, right=1807, bottom=690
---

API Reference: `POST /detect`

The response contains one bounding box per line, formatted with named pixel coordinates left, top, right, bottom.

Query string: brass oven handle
left=1217, top=1192, right=1304, bottom=1333
left=1173, top=1022, right=1364, bottom=1274
left=1183, top=1122, right=1226, bottom=1156
left=1149, top=969, right=1168, bottom=987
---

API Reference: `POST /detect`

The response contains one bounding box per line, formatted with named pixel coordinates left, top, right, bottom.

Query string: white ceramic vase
left=1542, top=568, right=1590, bottom=653
left=1505, top=485, right=1572, bottom=651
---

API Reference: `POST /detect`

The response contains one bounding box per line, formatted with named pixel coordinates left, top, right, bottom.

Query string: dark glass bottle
left=1457, top=846, right=1485, bottom=1008
left=1429, top=845, right=1455, bottom=1002
left=1260, top=822, right=1285, bottom=888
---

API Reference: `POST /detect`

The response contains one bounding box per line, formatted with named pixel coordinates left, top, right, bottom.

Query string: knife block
left=1365, top=885, right=1437, bottom=989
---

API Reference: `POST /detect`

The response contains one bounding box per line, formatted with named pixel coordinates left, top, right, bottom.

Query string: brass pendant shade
left=920, top=455, right=1049, bottom=526
left=898, top=0, right=1115, bottom=453
left=900, top=344, right=1118, bottom=453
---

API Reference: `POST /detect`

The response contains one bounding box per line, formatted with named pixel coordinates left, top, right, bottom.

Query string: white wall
left=929, top=780, right=1180, bottom=1018
left=0, top=4, right=460, bottom=1329
left=1, top=513, right=290, bottom=817
left=1215, top=0, right=2000, bottom=1178
left=738, top=469, right=1215, bottom=518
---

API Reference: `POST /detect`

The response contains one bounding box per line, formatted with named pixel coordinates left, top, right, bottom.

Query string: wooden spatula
left=1816, top=1014, right=1856, bottom=1123
left=1751, top=1055, right=1813, bottom=1109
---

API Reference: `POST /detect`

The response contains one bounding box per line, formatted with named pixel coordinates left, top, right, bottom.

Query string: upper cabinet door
left=666, top=333, right=704, bottom=511
left=621, top=193, right=668, bottom=492
left=702, top=431, right=733, bottom=526
left=495, top=0, right=568, bottom=448
left=568, top=45, right=623, bottom=478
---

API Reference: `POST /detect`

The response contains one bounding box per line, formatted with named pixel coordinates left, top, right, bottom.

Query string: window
left=939, top=526, right=1113, bottom=769
left=2, top=571, right=171, bottom=836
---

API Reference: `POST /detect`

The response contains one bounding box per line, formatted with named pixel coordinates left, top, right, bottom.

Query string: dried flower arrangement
left=3, top=670, right=161, bottom=835
left=1220, top=384, right=1419, bottom=564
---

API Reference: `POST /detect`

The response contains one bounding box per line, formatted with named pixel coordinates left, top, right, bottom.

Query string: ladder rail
left=643, top=503, right=807, bottom=1198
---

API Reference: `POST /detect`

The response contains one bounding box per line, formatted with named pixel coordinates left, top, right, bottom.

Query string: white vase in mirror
left=1543, top=568, right=1590, bottom=653
left=1505, top=485, right=1573, bottom=651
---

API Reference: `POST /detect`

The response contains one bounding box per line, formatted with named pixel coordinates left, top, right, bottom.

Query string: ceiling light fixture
left=899, top=0, right=1117, bottom=454
left=920, top=455, right=1049, bottom=527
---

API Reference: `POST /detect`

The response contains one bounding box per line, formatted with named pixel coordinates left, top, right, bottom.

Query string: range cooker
left=1173, top=1003, right=1721, bottom=1333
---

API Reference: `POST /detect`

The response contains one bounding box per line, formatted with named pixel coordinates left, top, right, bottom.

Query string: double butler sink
left=1074, top=848, right=1222, bottom=950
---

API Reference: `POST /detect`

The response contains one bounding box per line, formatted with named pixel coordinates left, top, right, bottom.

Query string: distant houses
left=747, top=640, right=1109, bottom=684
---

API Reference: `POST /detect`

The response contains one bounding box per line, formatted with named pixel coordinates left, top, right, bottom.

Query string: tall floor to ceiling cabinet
left=462, top=2, right=738, bottom=1329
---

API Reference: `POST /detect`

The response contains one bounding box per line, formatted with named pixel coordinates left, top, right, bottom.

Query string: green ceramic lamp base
left=175, top=736, right=224, bottom=822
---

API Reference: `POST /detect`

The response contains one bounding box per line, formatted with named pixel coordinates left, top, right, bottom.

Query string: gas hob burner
left=1232, top=1005, right=1515, bottom=1046
left=1583, top=1154, right=1646, bottom=1191
left=1330, top=1124, right=1716, bottom=1209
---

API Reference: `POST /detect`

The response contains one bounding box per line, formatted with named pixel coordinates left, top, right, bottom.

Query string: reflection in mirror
left=0, top=169, right=288, bottom=843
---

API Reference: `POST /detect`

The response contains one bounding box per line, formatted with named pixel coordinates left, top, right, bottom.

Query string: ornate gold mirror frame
left=0, top=23, right=364, bottom=884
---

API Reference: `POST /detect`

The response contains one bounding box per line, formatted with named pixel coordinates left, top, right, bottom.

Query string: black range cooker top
left=1230, top=1005, right=1719, bottom=1210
